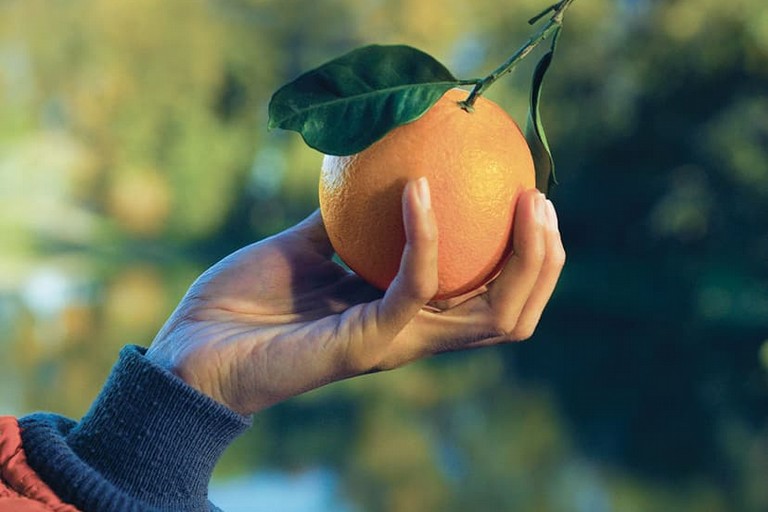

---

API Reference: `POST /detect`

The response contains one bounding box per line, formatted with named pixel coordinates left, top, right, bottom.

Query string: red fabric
left=0, top=416, right=81, bottom=512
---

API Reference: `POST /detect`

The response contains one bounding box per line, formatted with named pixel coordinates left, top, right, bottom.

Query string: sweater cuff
left=19, top=345, right=252, bottom=512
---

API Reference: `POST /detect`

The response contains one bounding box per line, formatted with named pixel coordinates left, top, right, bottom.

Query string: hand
left=146, top=181, right=565, bottom=415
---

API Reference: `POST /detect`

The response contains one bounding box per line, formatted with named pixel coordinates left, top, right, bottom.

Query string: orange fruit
left=319, top=88, right=535, bottom=300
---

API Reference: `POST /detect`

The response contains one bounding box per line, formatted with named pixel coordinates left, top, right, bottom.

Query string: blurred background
left=1, top=0, right=767, bottom=510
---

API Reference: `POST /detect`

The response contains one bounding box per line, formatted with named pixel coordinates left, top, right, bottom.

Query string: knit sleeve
left=18, top=345, right=252, bottom=512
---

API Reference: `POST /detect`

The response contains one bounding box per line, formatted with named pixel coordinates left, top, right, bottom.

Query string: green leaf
left=525, top=27, right=561, bottom=196
left=268, top=44, right=464, bottom=156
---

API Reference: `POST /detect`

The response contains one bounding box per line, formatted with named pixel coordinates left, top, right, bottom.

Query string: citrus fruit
left=319, top=88, right=535, bottom=300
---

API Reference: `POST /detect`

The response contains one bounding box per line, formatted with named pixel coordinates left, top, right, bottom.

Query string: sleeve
left=16, top=345, right=252, bottom=512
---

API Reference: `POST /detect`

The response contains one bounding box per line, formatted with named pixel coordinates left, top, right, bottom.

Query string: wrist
left=147, top=341, right=248, bottom=415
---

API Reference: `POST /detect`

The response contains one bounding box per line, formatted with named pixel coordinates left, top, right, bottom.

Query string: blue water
left=209, top=467, right=357, bottom=512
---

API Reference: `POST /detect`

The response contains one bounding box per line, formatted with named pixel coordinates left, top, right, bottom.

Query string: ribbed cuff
left=20, top=345, right=252, bottom=512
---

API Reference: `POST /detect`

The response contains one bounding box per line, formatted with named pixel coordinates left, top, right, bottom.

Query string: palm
left=196, top=211, right=380, bottom=321
left=148, top=212, right=381, bottom=411
left=148, top=187, right=564, bottom=416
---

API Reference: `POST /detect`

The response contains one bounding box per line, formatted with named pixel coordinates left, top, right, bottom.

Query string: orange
left=319, top=88, right=535, bottom=300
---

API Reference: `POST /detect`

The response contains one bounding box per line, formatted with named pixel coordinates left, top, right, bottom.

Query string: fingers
left=487, top=189, right=547, bottom=325
left=376, top=177, right=439, bottom=337
left=486, top=189, right=565, bottom=340
left=512, top=198, right=565, bottom=338
left=340, top=185, right=563, bottom=375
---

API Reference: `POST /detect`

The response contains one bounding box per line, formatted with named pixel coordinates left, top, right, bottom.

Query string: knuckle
left=412, top=281, right=438, bottom=303
left=395, top=277, right=436, bottom=304
left=373, top=354, right=407, bottom=373
left=343, top=344, right=382, bottom=376
left=512, top=324, right=536, bottom=341
left=549, top=245, right=566, bottom=269
left=490, top=316, right=510, bottom=336
left=492, top=318, right=536, bottom=342
left=516, top=244, right=546, bottom=271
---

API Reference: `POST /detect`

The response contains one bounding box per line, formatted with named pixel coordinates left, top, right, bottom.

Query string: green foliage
left=525, top=27, right=561, bottom=195
left=269, top=44, right=465, bottom=156
left=269, top=2, right=570, bottom=164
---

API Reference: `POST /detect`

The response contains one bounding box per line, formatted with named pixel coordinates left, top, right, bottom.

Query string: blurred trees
left=1, top=0, right=766, bottom=510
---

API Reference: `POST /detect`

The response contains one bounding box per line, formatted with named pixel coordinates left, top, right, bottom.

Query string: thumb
left=376, top=177, right=439, bottom=337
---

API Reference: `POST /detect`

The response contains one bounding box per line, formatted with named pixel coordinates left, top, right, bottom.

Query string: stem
left=459, top=0, right=576, bottom=111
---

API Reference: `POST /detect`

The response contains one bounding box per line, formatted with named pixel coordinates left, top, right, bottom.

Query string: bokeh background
left=1, top=0, right=767, bottom=510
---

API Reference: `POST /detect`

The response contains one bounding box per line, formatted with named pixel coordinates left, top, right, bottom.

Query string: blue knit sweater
left=19, top=345, right=252, bottom=511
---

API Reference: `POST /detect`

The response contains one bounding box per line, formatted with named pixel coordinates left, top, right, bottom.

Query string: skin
left=146, top=180, right=565, bottom=416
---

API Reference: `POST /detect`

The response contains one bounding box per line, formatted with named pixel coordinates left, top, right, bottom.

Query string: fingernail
left=545, top=199, right=558, bottom=229
left=535, top=193, right=547, bottom=224
left=416, top=177, right=431, bottom=211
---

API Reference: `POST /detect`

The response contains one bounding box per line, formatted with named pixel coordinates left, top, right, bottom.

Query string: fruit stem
left=459, top=0, right=576, bottom=111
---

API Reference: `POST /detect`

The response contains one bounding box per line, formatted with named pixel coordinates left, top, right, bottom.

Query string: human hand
left=146, top=180, right=565, bottom=415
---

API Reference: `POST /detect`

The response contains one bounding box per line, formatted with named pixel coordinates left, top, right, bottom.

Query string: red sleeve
left=0, top=417, right=81, bottom=512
